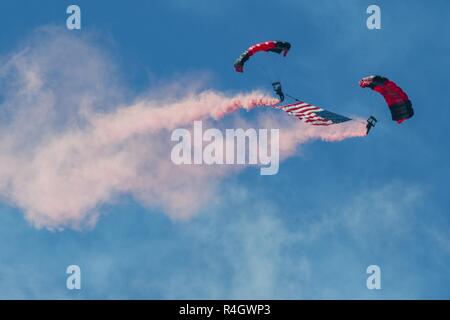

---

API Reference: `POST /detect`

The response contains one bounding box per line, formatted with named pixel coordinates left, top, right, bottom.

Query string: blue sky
left=0, top=0, right=450, bottom=299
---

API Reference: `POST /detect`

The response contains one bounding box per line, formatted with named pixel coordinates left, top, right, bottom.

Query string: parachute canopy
left=359, top=75, right=413, bottom=124
left=234, top=41, right=291, bottom=73
left=274, top=101, right=352, bottom=126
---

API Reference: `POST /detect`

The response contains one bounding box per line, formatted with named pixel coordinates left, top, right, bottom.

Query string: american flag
left=274, top=101, right=352, bottom=126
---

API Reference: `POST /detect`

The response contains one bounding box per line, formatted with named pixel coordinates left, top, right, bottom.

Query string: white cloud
left=0, top=27, right=365, bottom=230
left=158, top=180, right=426, bottom=299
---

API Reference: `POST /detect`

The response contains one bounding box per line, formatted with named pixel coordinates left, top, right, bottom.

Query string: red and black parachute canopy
left=234, top=41, right=291, bottom=73
left=359, top=75, right=414, bottom=124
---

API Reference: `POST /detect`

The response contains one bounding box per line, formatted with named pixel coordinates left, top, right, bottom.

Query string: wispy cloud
left=156, top=180, right=426, bottom=299
left=0, top=27, right=365, bottom=230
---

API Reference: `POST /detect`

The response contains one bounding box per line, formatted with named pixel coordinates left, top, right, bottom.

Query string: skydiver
left=366, top=116, right=377, bottom=135
left=272, top=82, right=285, bottom=102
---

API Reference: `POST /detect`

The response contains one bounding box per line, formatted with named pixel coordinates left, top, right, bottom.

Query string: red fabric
left=247, top=41, right=277, bottom=56
left=359, top=79, right=372, bottom=88
left=373, top=80, right=409, bottom=107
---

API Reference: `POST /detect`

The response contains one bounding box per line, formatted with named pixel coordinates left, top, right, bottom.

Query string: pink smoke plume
left=0, top=29, right=366, bottom=230
left=89, top=92, right=281, bottom=145
left=278, top=120, right=366, bottom=157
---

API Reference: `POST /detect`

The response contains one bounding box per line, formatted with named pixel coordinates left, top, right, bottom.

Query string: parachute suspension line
left=234, top=42, right=384, bottom=134
left=253, top=62, right=278, bottom=94
left=233, top=41, right=291, bottom=102
left=260, top=64, right=274, bottom=85
left=255, top=62, right=285, bottom=102
left=359, top=75, right=413, bottom=124
left=285, top=92, right=300, bottom=102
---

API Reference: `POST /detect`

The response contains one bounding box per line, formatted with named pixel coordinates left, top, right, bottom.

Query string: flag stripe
left=274, top=101, right=352, bottom=126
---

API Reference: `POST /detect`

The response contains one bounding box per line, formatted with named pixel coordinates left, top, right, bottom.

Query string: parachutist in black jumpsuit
left=272, top=82, right=285, bottom=102
left=366, top=116, right=377, bottom=135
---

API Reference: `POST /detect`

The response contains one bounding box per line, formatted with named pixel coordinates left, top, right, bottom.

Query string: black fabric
left=234, top=51, right=250, bottom=69
left=276, top=41, right=291, bottom=50
left=269, top=48, right=283, bottom=54
left=372, top=75, right=388, bottom=86
left=389, top=100, right=414, bottom=121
